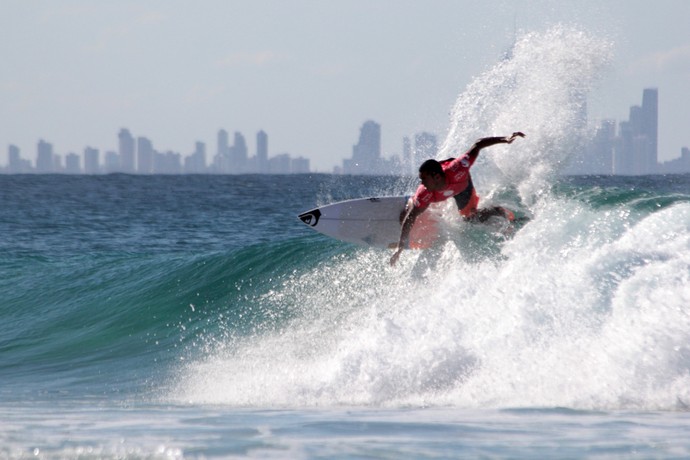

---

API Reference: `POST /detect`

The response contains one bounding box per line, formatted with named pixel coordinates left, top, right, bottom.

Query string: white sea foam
left=441, top=24, right=613, bottom=205
left=172, top=26, right=690, bottom=411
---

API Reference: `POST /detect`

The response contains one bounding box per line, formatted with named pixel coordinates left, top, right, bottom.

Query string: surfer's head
left=418, top=159, right=445, bottom=191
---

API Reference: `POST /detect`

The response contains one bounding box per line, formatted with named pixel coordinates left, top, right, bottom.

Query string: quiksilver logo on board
left=298, top=209, right=321, bottom=227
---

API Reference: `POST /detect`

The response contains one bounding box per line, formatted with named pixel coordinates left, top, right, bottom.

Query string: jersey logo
left=460, top=158, right=470, bottom=168
left=452, top=171, right=467, bottom=181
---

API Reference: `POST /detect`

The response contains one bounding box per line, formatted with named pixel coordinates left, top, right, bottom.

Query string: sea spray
left=445, top=201, right=690, bottom=410
left=173, top=193, right=690, bottom=409
left=441, top=25, right=613, bottom=205
left=170, top=28, right=690, bottom=411
left=5, top=178, right=690, bottom=456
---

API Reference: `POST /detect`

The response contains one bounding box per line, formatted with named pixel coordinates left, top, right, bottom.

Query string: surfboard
left=298, top=196, right=528, bottom=249
left=297, top=196, right=441, bottom=249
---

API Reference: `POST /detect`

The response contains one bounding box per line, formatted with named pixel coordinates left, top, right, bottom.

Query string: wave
left=0, top=239, right=341, bottom=390
left=167, top=178, right=690, bottom=411
left=167, top=25, right=690, bottom=411
left=2, top=175, right=689, bottom=410
left=3, top=25, right=690, bottom=412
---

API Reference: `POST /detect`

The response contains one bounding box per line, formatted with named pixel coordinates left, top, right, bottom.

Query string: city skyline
left=4, top=127, right=312, bottom=175
left=569, top=88, right=667, bottom=175
left=2, top=122, right=437, bottom=175
left=4, top=84, right=690, bottom=176
left=2, top=2, right=689, bottom=172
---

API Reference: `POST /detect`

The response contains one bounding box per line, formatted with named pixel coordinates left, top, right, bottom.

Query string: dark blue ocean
left=1, top=172, right=690, bottom=459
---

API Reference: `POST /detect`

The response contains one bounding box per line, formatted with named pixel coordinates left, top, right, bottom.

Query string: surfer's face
left=419, top=171, right=444, bottom=191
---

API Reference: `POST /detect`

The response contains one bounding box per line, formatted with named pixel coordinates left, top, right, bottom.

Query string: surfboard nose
left=298, top=209, right=321, bottom=227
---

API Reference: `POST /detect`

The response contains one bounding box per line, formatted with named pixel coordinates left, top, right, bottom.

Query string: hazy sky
left=2, top=0, right=689, bottom=171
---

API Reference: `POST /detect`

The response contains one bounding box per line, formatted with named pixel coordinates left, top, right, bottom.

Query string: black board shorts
left=453, top=177, right=475, bottom=211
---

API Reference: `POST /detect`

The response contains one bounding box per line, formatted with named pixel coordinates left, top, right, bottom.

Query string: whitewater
left=2, top=25, right=690, bottom=458
left=174, top=25, right=690, bottom=411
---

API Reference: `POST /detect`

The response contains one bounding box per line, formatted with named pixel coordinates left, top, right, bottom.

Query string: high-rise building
left=613, top=88, right=658, bottom=175
left=217, top=129, right=229, bottom=156
left=137, top=137, right=154, bottom=174
left=257, top=130, right=268, bottom=172
left=184, top=141, right=206, bottom=174
left=104, top=150, right=120, bottom=173
left=118, top=128, right=136, bottom=173
left=641, top=88, right=658, bottom=172
left=153, top=151, right=182, bottom=174
left=589, top=119, right=616, bottom=175
left=214, top=129, right=230, bottom=173
left=36, top=139, right=54, bottom=173
left=269, top=153, right=291, bottom=174
left=53, top=154, right=63, bottom=173
left=8, top=145, right=25, bottom=173
left=230, top=132, right=248, bottom=173
left=291, top=156, right=310, bottom=174
left=84, top=147, right=100, bottom=174
left=344, top=120, right=381, bottom=174
left=614, top=120, right=630, bottom=175
left=65, top=153, right=81, bottom=174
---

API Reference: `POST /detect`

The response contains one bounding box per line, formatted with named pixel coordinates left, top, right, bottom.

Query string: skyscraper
left=589, top=119, right=616, bottom=175
left=257, top=130, right=268, bottom=172
left=65, top=153, right=81, bottom=174
left=118, top=128, right=136, bottom=173
left=641, top=88, right=658, bottom=171
left=345, top=120, right=381, bottom=174
left=291, top=156, right=310, bottom=173
left=614, top=88, right=658, bottom=175
left=184, top=141, right=206, bottom=173
left=217, top=129, right=229, bottom=156
left=230, top=132, right=248, bottom=173
left=104, top=151, right=120, bottom=173
left=36, top=139, right=54, bottom=173
left=214, top=129, right=230, bottom=173
left=137, top=137, right=154, bottom=174
left=84, top=147, right=100, bottom=174
left=8, top=145, right=22, bottom=173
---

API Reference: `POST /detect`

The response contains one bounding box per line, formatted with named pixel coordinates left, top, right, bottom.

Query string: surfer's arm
left=466, top=132, right=525, bottom=161
left=390, top=205, right=424, bottom=266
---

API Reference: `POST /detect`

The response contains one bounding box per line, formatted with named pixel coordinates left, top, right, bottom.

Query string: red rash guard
left=412, top=153, right=478, bottom=215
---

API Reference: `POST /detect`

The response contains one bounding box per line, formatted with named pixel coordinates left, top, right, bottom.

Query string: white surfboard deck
left=297, top=196, right=442, bottom=249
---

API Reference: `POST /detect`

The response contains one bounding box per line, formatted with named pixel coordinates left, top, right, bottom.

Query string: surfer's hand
left=390, top=247, right=403, bottom=266
left=506, top=132, right=525, bottom=143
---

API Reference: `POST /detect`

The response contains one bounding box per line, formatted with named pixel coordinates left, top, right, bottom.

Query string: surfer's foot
left=500, top=207, right=515, bottom=222
left=472, top=206, right=515, bottom=223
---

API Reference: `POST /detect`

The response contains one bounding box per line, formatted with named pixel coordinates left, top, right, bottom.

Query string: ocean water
left=2, top=172, right=690, bottom=459
left=3, top=26, right=690, bottom=459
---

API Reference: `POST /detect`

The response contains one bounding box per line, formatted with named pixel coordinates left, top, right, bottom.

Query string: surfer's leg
left=454, top=182, right=480, bottom=220
left=475, top=206, right=515, bottom=223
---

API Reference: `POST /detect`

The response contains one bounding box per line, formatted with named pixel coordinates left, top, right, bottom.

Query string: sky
left=1, top=0, right=689, bottom=171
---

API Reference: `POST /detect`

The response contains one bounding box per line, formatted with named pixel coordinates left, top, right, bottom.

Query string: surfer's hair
left=419, top=159, right=443, bottom=176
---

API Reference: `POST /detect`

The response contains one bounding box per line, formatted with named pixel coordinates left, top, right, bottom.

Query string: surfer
left=390, top=132, right=525, bottom=266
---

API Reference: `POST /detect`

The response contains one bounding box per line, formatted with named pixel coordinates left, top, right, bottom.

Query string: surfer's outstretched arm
left=390, top=205, right=424, bottom=266
left=466, top=132, right=525, bottom=161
